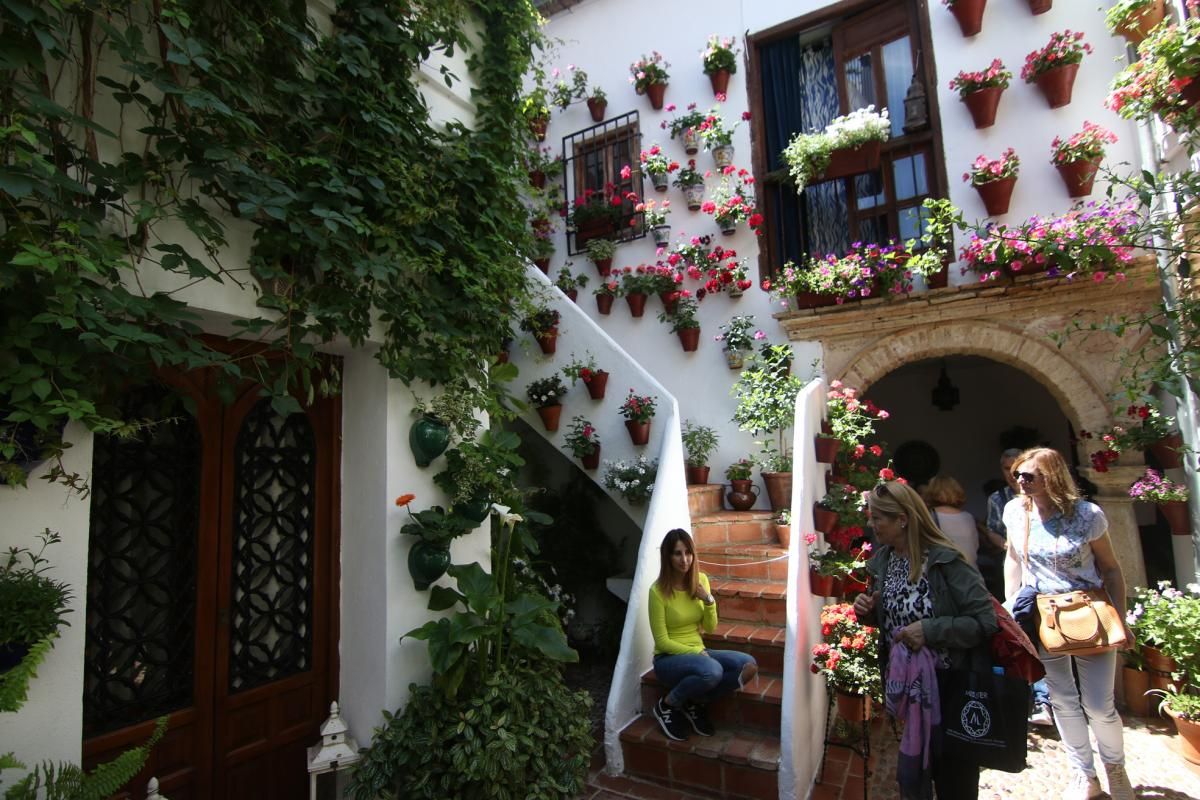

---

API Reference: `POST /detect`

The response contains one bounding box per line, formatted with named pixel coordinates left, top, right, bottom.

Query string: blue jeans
left=1033, top=677, right=1049, bottom=707
left=652, top=649, right=756, bottom=707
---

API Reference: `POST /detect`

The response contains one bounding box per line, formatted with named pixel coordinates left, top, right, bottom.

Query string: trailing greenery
left=0, top=634, right=56, bottom=714
left=0, top=717, right=166, bottom=799
left=0, top=530, right=72, bottom=647
left=1, top=0, right=543, bottom=486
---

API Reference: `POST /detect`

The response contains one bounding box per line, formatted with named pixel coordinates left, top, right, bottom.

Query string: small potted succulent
left=562, top=351, right=608, bottom=400
left=963, top=148, right=1020, bottom=216
left=948, top=59, right=1012, bottom=129
left=657, top=291, right=701, bottom=352
left=681, top=420, right=719, bottom=484
left=1105, top=0, right=1167, bottom=46
left=629, top=52, right=670, bottom=109
left=701, top=35, right=739, bottom=97
left=526, top=374, right=568, bottom=432
left=1051, top=122, right=1117, bottom=198
left=553, top=264, right=589, bottom=303
left=1129, top=469, right=1191, bottom=535
left=562, top=415, right=601, bottom=470
left=586, top=237, right=617, bottom=276
left=1021, top=30, right=1092, bottom=109
left=618, top=389, right=658, bottom=446
left=713, top=314, right=762, bottom=369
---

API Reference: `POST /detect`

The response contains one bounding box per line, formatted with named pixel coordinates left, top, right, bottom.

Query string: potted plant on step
left=1141, top=583, right=1200, bottom=762
left=949, top=60, right=1012, bottom=129
left=0, top=530, right=71, bottom=711
left=724, top=458, right=758, bottom=510
left=811, top=602, right=881, bottom=721
left=732, top=343, right=804, bottom=510
left=619, top=389, right=658, bottom=446
left=630, top=52, right=670, bottom=109
left=521, top=306, right=561, bottom=355
left=658, top=291, right=702, bottom=352
left=782, top=106, right=890, bottom=194
left=714, top=314, right=761, bottom=369
left=554, top=264, right=589, bottom=303
left=586, top=237, right=617, bottom=276
left=1051, top=122, right=1117, bottom=198
left=563, top=415, right=601, bottom=470
left=701, top=35, right=739, bottom=97
left=602, top=455, right=659, bottom=505
left=1022, top=30, right=1092, bottom=109
left=526, top=374, right=568, bottom=432
left=397, top=495, right=476, bottom=590
left=1129, top=469, right=1191, bottom=535
left=681, top=420, right=719, bottom=484
left=964, top=148, right=1019, bottom=216
left=774, top=509, right=792, bottom=549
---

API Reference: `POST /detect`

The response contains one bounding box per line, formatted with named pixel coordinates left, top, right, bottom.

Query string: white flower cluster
left=824, top=105, right=891, bottom=145
left=782, top=105, right=891, bottom=194
left=602, top=455, right=659, bottom=504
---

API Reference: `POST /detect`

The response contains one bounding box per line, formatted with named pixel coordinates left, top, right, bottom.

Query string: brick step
left=688, top=483, right=725, bottom=516
left=639, top=669, right=783, bottom=734
left=703, top=621, right=786, bottom=674
left=696, top=543, right=788, bottom=582
left=620, top=715, right=780, bottom=799
left=691, top=511, right=778, bottom=547
left=710, top=578, right=787, bottom=624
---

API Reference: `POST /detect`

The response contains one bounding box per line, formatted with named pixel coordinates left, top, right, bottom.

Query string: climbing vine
left=0, top=0, right=543, bottom=483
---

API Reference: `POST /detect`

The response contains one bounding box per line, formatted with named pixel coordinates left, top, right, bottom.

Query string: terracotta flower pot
left=974, top=177, right=1016, bottom=216
left=529, top=169, right=546, bottom=189
left=625, top=419, right=651, bottom=446
left=795, top=291, right=838, bottom=310
left=596, top=294, right=614, bottom=315
left=1122, top=666, right=1152, bottom=717
left=566, top=289, right=578, bottom=303
left=1115, top=0, right=1165, bottom=45
left=820, top=140, right=882, bottom=181
left=1168, top=707, right=1200, bottom=764
left=1026, top=0, right=1051, bottom=14
left=762, top=472, right=793, bottom=511
left=626, top=292, right=648, bottom=317
left=1150, top=432, right=1184, bottom=469
left=677, top=327, right=700, bottom=352
left=963, top=86, right=1003, bottom=129
left=709, top=69, right=731, bottom=97
left=536, top=404, right=562, bottom=432
left=1159, top=500, right=1190, bottom=535
left=587, top=97, right=607, bottom=122
left=659, top=290, right=680, bottom=313
left=1144, top=644, right=1177, bottom=674
left=1034, top=62, right=1080, bottom=109
left=842, top=575, right=869, bottom=596
left=528, top=114, right=549, bottom=142
left=535, top=326, right=558, bottom=355
left=727, top=479, right=758, bottom=511
left=836, top=691, right=871, bottom=722
left=593, top=257, right=613, bottom=277
left=775, top=523, right=791, bottom=549
left=814, top=435, right=841, bottom=464
left=927, top=267, right=949, bottom=289
left=1056, top=157, right=1101, bottom=198
left=810, top=569, right=834, bottom=597
left=584, top=370, right=608, bottom=400
left=685, top=465, right=711, bottom=485
left=581, top=445, right=601, bottom=470
left=948, top=0, right=987, bottom=37
left=646, top=83, right=667, bottom=110
left=813, top=504, right=839, bottom=533
left=534, top=257, right=550, bottom=274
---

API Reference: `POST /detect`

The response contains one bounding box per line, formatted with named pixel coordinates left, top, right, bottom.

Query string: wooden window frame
left=562, top=113, right=645, bottom=255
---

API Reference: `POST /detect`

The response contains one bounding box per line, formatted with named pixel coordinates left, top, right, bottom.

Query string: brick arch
left=836, top=320, right=1111, bottom=435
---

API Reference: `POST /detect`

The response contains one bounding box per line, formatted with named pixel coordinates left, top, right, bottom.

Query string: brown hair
left=656, top=528, right=699, bottom=596
left=1014, top=447, right=1080, bottom=519
left=922, top=475, right=967, bottom=508
left=868, top=480, right=961, bottom=581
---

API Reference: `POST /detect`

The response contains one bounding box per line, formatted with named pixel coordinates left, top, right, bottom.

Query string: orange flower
left=395, top=493, right=416, bottom=507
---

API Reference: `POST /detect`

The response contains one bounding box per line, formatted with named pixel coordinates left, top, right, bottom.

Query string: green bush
left=347, top=663, right=592, bottom=800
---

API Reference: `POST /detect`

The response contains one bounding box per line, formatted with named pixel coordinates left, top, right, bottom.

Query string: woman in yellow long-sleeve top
left=648, top=528, right=758, bottom=741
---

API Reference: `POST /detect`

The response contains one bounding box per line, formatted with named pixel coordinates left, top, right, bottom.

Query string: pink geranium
left=962, top=148, right=1020, bottom=186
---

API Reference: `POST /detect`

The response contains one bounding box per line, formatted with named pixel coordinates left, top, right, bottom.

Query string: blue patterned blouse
left=1002, top=497, right=1108, bottom=593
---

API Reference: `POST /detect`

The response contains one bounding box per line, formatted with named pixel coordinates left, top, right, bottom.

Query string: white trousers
left=1040, top=647, right=1126, bottom=777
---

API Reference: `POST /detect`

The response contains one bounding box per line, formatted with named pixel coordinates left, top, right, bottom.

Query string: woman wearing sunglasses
left=1001, top=447, right=1135, bottom=800
left=852, top=479, right=997, bottom=799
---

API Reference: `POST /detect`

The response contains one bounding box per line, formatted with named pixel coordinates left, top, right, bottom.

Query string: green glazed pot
left=455, top=495, right=491, bottom=524
left=409, top=415, right=450, bottom=468
left=408, top=539, right=450, bottom=590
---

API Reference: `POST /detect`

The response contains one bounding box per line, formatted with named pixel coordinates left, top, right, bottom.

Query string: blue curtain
left=798, top=42, right=849, bottom=258
left=760, top=37, right=805, bottom=267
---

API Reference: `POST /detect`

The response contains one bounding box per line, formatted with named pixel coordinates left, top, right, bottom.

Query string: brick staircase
left=618, top=485, right=788, bottom=799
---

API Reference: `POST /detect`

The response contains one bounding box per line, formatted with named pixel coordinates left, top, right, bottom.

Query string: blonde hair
left=656, top=528, right=700, bottom=596
left=922, top=475, right=967, bottom=508
left=1015, top=447, right=1080, bottom=519
left=867, top=480, right=962, bottom=581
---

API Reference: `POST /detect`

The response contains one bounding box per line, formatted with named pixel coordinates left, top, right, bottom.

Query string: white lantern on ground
left=307, top=701, right=362, bottom=800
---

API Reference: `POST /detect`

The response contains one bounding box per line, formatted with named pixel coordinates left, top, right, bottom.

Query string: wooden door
left=82, top=370, right=340, bottom=799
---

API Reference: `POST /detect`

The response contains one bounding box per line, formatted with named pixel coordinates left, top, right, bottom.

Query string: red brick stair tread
left=696, top=543, right=787, bottom=557
left=620, top=716, right=781, bottom=770
left=690, top=510, right=777, bottom=524
left=640, top=669, right=783, bottom=705
left=706, top=621, right=785, bottom=647
left=709, top=578, right=786, bottom=599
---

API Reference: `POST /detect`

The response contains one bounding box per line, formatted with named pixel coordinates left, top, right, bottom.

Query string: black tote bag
left=937, top=669, right=1030, bottom=773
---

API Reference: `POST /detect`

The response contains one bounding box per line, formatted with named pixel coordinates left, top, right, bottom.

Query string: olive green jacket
left=864, top=543, right=998, bottom=671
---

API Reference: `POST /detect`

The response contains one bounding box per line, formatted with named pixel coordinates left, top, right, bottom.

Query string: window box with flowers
left=681, top=420, right=719, bottom=484
left=658, top=291, right=702, bottom=352
left=562, top=351, right=609, bottom=400
left=714, top=314, right=763, bottom=369
left=619, top=266, right=658, bottom=317
left=520, top=307, right=561, bottom=355
left=1129, top=469, right=1191, bottom=535
left=964, top=148, right=1019, bottom=216
left=1108, top=14, right=1200, bottom=131
left=554, top=265, right=589, bottom=303
left=568, top=185, right=629, bottom=249
left=1022, top=30, right=1092, bottom=109
left=701, top=35, right=739, bottom=97
left=1105, top=0, right=1167, bottom=47
left=639, top=144, right=679, bottom=192
left=696, top=106, right=748, bottom=169
left=781, top=106, right=890, bottom=194
left=592, top=277, right=622, bottom=316
left=949, top=60, right=1012, bottom=129
left=673, top=159, right=707, bottom=210
left=526, top=375, right=568, bottom=432
left=811, top=603, right=881, bottom=715
left=619, top=389, right=658, bottom=446
left=942, top=0, right=988, bottom=38
left=563, top=415, right=602, bottom=470
left=602, top=455, right=659, bottom=505
left=661, top=104, right=706, bottom=154
left=630, top=52, right=670, bottom=109
left=585, top=237, right=617, bottom=276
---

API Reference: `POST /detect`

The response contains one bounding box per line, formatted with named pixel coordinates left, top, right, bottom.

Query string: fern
left=0, top=634, right=57, bottom=713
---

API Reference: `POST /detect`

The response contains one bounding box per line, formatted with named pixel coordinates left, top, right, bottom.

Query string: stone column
left=1081, top=465, right=1147, bottom=590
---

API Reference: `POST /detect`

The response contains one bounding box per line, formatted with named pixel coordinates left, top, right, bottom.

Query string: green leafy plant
left=433, top=429, right=526, bottom=507
left=1104, top=0, right=1161, bottom=31
left=0, top=530, right=71, bottom=648
left=520, top=307, right=561, bottom=337
left=725, top=458, right=754, bottom=481
left=554, top=264, right=589, bottom=293
left=618, top=390, right=657, bottom=423
left=1108, top=17, right=1200, bottom=130
left=602, top=456, right=658, bottom=504
left=714, top=314, right=761, bottom=353
left=629, top=52, right=670, bottom=92
left=782, top=107, right=890, bottom=193
left=662, top=104, right=706, bottom=140
left=1130, top=582, right=1200, bottom=719
left=585, top=237, right=617, bottom=263
left=681, top=421, right=719, bottom=468
left=818, top=482, right=868, bottom=528
left=561, top=352, right=599, bottom=385
left=657, top=292, right=700, bottom=333
left=701, top=35, right=739, bottom=76
left=825, top=380, right=889, bottom=448
left=562, top=416, right=600, bottom=459
left=411, top=383, right=484, bottom=445
left=398, top=502, right=476, bottom=547
left=732, top=344, right=804, bottom=468
left=549, top=66, right=588, bottom=110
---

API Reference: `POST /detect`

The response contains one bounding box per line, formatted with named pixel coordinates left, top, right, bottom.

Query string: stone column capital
left=1080, top=466, right=1143, bottom=502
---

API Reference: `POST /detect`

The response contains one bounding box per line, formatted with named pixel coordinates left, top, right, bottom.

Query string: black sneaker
left=652, top=698, right=689, bottom=741
left=683, top=703, right=715, bottom=736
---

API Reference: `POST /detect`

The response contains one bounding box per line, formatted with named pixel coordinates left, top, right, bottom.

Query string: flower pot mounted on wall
left=948, top=0, right=987, bottom=37
left=584, top=370, right=608, bottom=400
left=813, top=504, right=839, bottom=533
left=683, top=128, right=700, bottom=155
left=529, top=115, right=549, bottom=142
left=536, top=404, right=562, bottom=432
left=814, top=436, right=841, bottom=463
left=1034, top=63, right=1079, bottom=109
left=1159, top=500, right=1190, bottom=535
left=529, top=170, right=546, bottom=189
left=408, top=539, right=450, bottom=591
left=963, top=86, right=1003, bottom=129
left=1056, top=158, right=1101, bottom=198
left=625, top=419, right=652, bottom=446
left=1115, top=0, right=1165, bottom=45
left=582, top=444, right=601, bottom=470
left=646, top=83, right=667, bottom=110
left=1026, top=0, right=1051, bottom=14
left=677, top=328, right=701, bottom=352
left=626, top=292, right=648, bottom=318
left=587, top=97, right=607, bottom=122
left=409, top=415, right=450, bottom=468
left=709, top=69, right=731, bottom=97
left=809, top=569, right=834, bottom=597
left=974, top=177, right=1016, bottom=216
left=535, top=326, right=558, bottom=355
left=595, top=294, right=614, bottom=315
left=1149, top=433, right=1184, bottom=469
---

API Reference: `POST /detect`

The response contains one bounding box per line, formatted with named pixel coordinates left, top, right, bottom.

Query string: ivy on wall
left=0, top=0, right=542, bottom=481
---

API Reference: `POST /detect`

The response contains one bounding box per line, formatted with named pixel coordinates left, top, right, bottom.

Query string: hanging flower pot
left=536, top=404, right=563, bottom=432
left=820, top=140, right=882, bottom=182
left=728, top=284, right=744, bottom=298
left=534, top=258, right=550, bottom=274
left=1159, top=500, right=1190, bottom=535
left=408, top=539, right=451, bottom=591
left=455, top=494, right=492, bottom=524
left=651, top=225, right=671, bottom=246
left=409, top=415, right=450, bottom=468
left=1122, top=666, right=1152, bottom=717
left=625, top=419, right=651, bottom=446
left=682, top=128, right=700, bottom=155
left=1034, top=63, right=1080, bottom=109
left=685, top=465, right=711, bottom=485
left=813, top=504, right=839, bottom=533
left=727, top=479, right=758, bottom=510
left=593, top=257, right=613, bottom=277
left=1056, top=157, right=1101, bottom=198
left=565, top=289, right=578, bottom=303
left=587, top=97, right=607, bottom=122
left=581, top=444, right=601, bottom=471
left=725, top=350, right=744, bottom=370
left=709, top=69, right=731, bottom=97
left=1150, top=432, right=1184, bottom=469
left=528, top=114, right=550, bottom=142
left=649, top=172, right=669, bottom=192
left=595, top=294, right=614, bottom=315
left=677, top=327, right=701, bottom=352
left=584, top=370, right=609, bottom=400
left=718, top=219, right=737, bottom=236
left=1114, top=0, right=1165, bottom=45
left=927, top=267, right=949, bottom=289
left=814, top=435, right=841, bottom=463
left=842, top=575, right=869, bottom=596
left=1027, top=0, right=1051, bottom=14
left=626, top=292, right=648, bottom=317
left=962, top=86, right=1004, bottom=129
left=535, top=326, right=559, bottom=355
left=712, top=145, right=735, bottom=169
left=646, top=83, right=667, bottom=110
left=659, top=290, right=680, bottom=314
left=809, top=569, right=834, bottom=597
left=529, top=169, right=546, bottom=189
left=974, top=177, right=1016, bottom=216
left=683, top=184, right=705, bottom=210
left=948, top=0, right=987, bottom=37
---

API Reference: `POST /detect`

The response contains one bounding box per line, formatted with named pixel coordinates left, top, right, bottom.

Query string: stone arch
left=836, top=320, right=1111, bottom=436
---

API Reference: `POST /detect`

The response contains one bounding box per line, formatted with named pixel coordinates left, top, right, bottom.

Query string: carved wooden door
left=82, top=371, right=340, bottom=799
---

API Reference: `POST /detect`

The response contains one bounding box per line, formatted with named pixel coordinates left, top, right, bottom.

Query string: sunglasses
left=1012, top=471, right=1039, bottom=483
